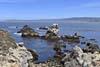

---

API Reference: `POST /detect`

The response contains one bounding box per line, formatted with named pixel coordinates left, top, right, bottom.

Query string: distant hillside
left=2, top=17, right=100, bottom=22
left=60, top=17, right=100, bottom=22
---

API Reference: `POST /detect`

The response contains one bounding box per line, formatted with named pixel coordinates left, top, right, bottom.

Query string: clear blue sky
left=0, top=0, right=100, bottom=20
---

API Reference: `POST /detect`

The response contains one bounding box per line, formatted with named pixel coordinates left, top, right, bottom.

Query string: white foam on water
left=14, top=33, right=22, bottom=36
left=8, top=26, right=17, bottom=29
left=36, top=28, right=39, bottom=30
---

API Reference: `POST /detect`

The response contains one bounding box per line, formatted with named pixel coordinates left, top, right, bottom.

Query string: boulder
left=83, top=43, right=100, bottom=53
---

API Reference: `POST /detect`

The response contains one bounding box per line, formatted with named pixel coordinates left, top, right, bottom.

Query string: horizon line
left=0, top=16, right=100, bottom=21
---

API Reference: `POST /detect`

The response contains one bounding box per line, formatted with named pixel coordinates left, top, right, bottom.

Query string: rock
left=0, top=29, right=34, bottom=67
left=48, top=23, right=59, bottom=35
left=64, top=59, right=82, bottom=67
left=29, top=57, right=64, bottom=67
left=44, top=30, right=61, bottom=41
left=40, top=24, right=61, bottom=41
left=17, top=25, right=39, bottom=37
left=83, top=43, right=100, bottom=53
left=61, top=35, right=80, bottom=43
left=53, top=42, right=66, bottom=59
left=72, top=45, right=83, bottom=53
left=27, top=49, right=39, bottom=61
left=62, top=45, right=100, bottom=67
left=39, top=26, right=49, bottom=30
left=0, top=29, right=17, bottom=53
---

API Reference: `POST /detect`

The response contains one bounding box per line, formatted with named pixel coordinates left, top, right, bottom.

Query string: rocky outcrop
left=43, top=31, right=61, bottom=41
left=61, top=34, right=80, bottom=43
left=29, top=58, right=63, bottom=67
left=83, top=43, right=100, bottom=53
left=17, top=25, right=39, bottom=37
left=62, top=45, right=100, bottom=67
left=0, top=29, right=37, bottom=67
left=40, top=24, right=61, bottom=41
left=27, top=49, right=38, bottom=61
left=0, top=29, right=17, bottom=52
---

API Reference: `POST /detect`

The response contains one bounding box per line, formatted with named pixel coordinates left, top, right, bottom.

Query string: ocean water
left=0, top=21, right=100, bottom=62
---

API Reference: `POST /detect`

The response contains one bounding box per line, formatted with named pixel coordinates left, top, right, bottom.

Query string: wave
left=14, top=33, right=22, bottom=36
left=8, top=26, right=18, bottom=29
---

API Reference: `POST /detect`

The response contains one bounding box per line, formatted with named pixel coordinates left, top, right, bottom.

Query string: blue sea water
left=0, top=21, right=100, bottom=62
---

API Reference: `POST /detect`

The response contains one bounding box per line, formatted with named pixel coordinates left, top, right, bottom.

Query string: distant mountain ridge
left=2, top=17, right=100, bottom=22
left=61, top=17, right=100, bottom=22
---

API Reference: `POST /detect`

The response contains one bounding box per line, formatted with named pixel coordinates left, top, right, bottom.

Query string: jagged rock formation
left=17, top=25, right=39, bottom=37
left=42, top=24, right=61, bottom=41
left=62, top=45, right=100, bottom=67
left=0, top=29, right=36, bottom=67
left=83, top=43, right=100, bottom=53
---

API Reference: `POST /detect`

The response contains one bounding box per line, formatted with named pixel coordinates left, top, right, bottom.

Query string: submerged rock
left=17, top=25, right=39, bottom=37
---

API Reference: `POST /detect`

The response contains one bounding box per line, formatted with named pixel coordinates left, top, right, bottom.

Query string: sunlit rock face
left=0, top=29, right=33, bottom=67
left=48, top=23, right=59, bottom=34
left=63, top=45, right=100, bottom=67
left=43, top=24, right=61, bottom=41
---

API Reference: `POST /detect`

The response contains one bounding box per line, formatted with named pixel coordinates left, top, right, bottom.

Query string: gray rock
left=0, top=29, right=33, bottom=67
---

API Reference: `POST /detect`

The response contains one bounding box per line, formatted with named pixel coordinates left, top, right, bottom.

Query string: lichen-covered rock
left=0, top=29, right=34, bottom=67
left=17, top=25, right=39, bottom=37
left=0, top=29, right=17, bottom=53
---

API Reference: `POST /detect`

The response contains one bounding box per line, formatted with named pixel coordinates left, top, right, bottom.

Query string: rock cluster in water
left=18, top=24, right=80, bottom=43
left=17, top=25, right=39, bottom=37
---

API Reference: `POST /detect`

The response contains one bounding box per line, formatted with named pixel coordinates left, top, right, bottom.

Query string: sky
left=0, top=0, right=100, bottom=20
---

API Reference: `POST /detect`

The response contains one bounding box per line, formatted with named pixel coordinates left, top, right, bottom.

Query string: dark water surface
left=0, top=22, right=100, bottom=62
